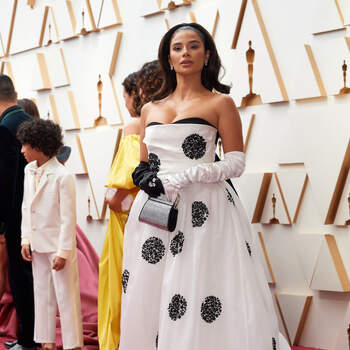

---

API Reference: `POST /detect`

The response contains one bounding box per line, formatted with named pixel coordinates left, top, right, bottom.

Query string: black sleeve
left=0, top=126, right=19, bottom=231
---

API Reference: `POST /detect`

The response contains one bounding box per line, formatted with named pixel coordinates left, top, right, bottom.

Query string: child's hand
left=21, top=245, right=32, bottom=262
left=52, top=256, right=66, bottom=271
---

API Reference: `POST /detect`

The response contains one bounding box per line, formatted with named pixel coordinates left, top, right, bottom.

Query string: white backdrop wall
left=1, top=1, right=350, bottom=349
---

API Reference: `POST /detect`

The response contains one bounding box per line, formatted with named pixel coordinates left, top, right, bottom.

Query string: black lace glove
left=132, top=161, right=165, bottom=198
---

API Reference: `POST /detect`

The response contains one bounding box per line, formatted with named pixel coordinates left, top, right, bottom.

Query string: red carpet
left=292, top=347, right=325, bottom=350
left=0, top=337, right=325, bottom=350
left=0, top=336, right=15, bottom=350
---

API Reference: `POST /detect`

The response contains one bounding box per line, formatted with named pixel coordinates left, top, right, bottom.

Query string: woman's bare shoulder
left=213, top=92, right=236, bottom=106
left=123, top=118, right=141, bottom=136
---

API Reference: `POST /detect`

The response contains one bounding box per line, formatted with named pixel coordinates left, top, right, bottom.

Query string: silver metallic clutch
left=139, top=194, right=179, bottom=232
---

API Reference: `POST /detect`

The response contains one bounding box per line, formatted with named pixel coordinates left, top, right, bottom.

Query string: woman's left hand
left=160, top=175, right=181, bottom=202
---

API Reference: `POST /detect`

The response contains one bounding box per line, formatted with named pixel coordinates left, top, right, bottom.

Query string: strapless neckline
left=146, top=117, right=216, bottom=129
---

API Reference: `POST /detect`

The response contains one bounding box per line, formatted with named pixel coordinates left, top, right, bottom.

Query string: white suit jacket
left=21, top=157, right=76, bottom=257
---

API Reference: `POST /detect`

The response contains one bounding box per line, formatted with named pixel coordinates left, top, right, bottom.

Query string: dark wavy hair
left=135, top=60, right=163, bottom=115
left=17, top=119, right=63, bottom=158
left=122, top=72, right=141, bottom=116
left=153, top=23, right=230, bottom=101
left=18, top=98, right=40, bottom=119
left=0, top=74, right=17, bottom=102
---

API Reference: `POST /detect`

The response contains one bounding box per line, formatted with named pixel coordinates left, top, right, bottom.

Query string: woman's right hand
left=106, top=189, right=130, bottom=213
left=105, top=197, right=122, bottom=213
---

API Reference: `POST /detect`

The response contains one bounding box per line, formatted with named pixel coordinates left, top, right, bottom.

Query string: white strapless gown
left=119, top=118, right=290, bottom=350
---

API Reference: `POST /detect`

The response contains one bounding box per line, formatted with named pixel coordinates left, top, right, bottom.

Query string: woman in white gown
left=119, top=23, right=290, bottom=350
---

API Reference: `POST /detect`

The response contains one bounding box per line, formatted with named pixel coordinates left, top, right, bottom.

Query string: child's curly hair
left=17, top=119, right=63, bottom=158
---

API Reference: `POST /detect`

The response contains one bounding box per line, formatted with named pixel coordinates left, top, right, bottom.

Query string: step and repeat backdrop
left=1, top=0, right=349, bottom=349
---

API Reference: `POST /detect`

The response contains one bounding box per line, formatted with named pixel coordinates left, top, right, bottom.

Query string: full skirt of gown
left=119, top=120, right=289, bottom=350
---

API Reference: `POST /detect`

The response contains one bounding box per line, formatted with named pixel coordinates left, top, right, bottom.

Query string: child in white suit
left=17, top=119, right=83, bottom=350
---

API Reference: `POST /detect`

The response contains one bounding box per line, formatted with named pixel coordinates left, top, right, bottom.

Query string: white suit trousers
left=32, top=251, right=83, bottom=349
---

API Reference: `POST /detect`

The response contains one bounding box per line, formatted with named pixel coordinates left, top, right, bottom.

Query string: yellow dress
left=98, top=134, right=140, bottom=350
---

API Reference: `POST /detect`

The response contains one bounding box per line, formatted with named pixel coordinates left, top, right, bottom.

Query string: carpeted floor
left=0, top=337, right=325, bottom=350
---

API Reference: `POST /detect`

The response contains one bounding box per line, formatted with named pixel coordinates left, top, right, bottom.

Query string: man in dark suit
left=0, top=75, right=36, bottom=350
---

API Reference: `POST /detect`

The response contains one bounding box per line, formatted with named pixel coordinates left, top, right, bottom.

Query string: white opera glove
left=162, top=151, right=245, bottom=201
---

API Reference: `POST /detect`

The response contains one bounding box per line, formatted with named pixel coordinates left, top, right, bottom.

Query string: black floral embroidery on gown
left=182, top=134, right=206, bottom=159
left=141, top=237, right=165, bottom=264
left=168, top=294, right=187, bottom=321
left=148, top=153, right=161, bottom=173
left=245, top=241, right=252, bottom=257
left=156, top=334, right=159, bottom=349
left=272, top=337, right=277, bottom=350
left=226, top=188, right=235, bottom=205
left=122, top=269, right=130, bottom=293
left=192, top=201, right=209, bottom=227
left=201, top=296, right=222, bottom=323
left=170, top=231, right=185, bottom=257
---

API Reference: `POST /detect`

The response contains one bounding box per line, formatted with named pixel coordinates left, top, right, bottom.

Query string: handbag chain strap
left=173, top=194, right=180, bottom=209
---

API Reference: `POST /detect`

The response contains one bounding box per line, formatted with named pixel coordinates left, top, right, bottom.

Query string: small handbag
left=139, top=194, right=180, bottom=232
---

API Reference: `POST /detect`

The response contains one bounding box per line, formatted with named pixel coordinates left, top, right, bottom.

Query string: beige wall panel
left=311, top=34, right=350, bottom=96
left=229, top=0, right=285, bottom=105
left=54, top=91, right=80, bottom=130
left=62, top=31, right=122, bottom=128
left=32, top=53, right=51, bottom=91
left=333, top=302, right=350, bottom=350
left=334, top=170, right=350, bottom=225
left=205, top=0, right=241, bottom=88
left=292, top=177, right=328, bottom=235
left=233, top=172, right=265, bottom=221
left=74, top=175, right=105, bottom=254
left=293, top=234, right=324, bottom=287
left=337, top=0, right=350, bottom=25
left=238, top=105, right=289, bottom=172
left=300, top=291, right=350, bottom=349
left=41, top=7, right=59, bottom=45
left=138, top=1, right=163, bottom=17
left=63, top=133, right=87, bottom=175
left=0, top=2, right=14, bottom=56
left=163, top=5, right=193, bottom=29
left=45, top=47, right=70, bottom=88
left=159, top=0, right=190, bottom=7
left=260, top=174, right=290, bottom=225
left=35, top=92, right=53, bottom=120
left=276, top=170, right=308, bottom=223
left=276, top=294, right=312, bottom=346
left=296, top=101, right=350, bottom=221
left=49, top=1, right=76, bottom=40
left=0, top=33, right=5, bottom=57
left=86, top=0, right=101, bottom=26
left=333, top=231, right=350, bottom=284
left=74, top=73, right=121, bottom=128
left=260, top=224, right=307, bottom=290
left=241, top=113, right=255, bottom=154
left=79, top=129, right=119, bottom=219
left=98, top=0, right=122, bottom=29
left=277, top=108, right=309, bottom=165
left=255, top=231, right=276, bottom=284
left=188, top=3, right=219, bottom=37
left=310, top=235, right=348, bottom=292
left=9, top=53, right=36, bottom=97
left=311, top=0, right=344, bottom=34
left=255, top=0, right=320, bottom=100
left=71, top=0, right=97, bottom=34
left=10, top=0, right=45, bottom=54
